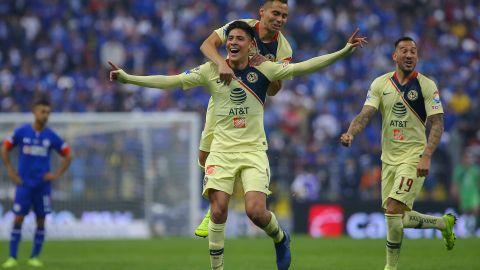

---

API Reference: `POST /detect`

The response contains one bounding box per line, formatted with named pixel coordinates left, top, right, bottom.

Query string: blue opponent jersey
left=4, top=124, right=68, bottom=187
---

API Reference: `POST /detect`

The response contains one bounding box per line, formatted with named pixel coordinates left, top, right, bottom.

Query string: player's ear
left=250, top=38, right=255, bottom=49
left=259, top=7, right=265, bottom=18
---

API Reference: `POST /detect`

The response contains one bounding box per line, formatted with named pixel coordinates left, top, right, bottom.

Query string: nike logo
left=395, top=191, right=405, bottom=195
left=383, top=92, right=392, bottom=95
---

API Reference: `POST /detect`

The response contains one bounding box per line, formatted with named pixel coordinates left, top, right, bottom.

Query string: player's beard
left=399, top=60, right=416, bottom=75
left=36, top=118, right=48, bottom=128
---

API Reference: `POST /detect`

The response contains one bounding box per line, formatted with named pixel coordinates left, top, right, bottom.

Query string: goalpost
left=0, top=112, right=201, bottom=239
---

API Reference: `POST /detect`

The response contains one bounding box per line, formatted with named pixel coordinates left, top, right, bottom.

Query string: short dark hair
left=32, top=98, right=51, bottom=108
left=264, top=0, right=288, bottom=6
left=225, top=21, right=255, bottom=40
left=394, top=36, right=417, bottom=49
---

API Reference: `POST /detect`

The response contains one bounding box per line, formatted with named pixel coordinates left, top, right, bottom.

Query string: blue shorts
left=13, top=184, right=52, bottom=216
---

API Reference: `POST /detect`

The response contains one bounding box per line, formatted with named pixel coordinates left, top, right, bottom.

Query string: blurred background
left=0, top=0, right=479, bottom=239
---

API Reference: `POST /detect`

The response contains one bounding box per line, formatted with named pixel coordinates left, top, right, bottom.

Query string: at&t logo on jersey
left=392, top=102, right=407, bottom=117
left=230, top=88, right=247, bottom=105
left=229, top=88, right=250, bottom=116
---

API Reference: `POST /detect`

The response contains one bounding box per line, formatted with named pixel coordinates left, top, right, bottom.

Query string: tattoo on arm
left=423, top=113, right=444, bottom=157
left=347, top=106, right=377, bottom=136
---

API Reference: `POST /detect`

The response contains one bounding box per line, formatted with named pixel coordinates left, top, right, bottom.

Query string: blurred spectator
left=451, top=151, right=480, bottom=236
left=291, top=165, right=320, bottom=202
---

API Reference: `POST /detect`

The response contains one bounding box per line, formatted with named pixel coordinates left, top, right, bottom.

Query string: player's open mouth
left=230, top=48, right=240, bottom=55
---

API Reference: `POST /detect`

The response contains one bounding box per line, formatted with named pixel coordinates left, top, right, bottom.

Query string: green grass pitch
left=1, top=236, right=479, bottom=269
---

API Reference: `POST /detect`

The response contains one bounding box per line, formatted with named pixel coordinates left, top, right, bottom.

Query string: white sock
left=385, top=214, right=403, bottom=270
left=261, top=212, right=285, bottom=243
left=208, top=220, right=225, bottom=270
left=402, top=210, right=446, bottom=230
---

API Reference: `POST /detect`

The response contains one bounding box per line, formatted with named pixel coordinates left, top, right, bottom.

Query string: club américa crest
left=246, top=72, right=258, bottom=83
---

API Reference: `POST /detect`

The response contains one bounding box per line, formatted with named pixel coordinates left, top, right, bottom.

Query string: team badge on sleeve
left=432, top=91, right=441, bottom=104
left=184, top=66, right=200, bottom=75
left=431, top=90, right=442, bottom=110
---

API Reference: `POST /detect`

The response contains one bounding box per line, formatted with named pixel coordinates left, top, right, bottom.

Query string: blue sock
left=9, top=225, right=22, bottom=259
left=31, top=228, right=45, bottom=258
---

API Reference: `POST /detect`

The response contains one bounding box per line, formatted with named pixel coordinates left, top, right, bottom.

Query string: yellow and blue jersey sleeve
left=180, top=62, right=213, bottom=90
left=364, top=78, right=382, bottom=110
left=255, top=61, right=294, bottom=82
left=420, top=76, right=444, bottom=117
left=276, top=33, right=293, bottom=62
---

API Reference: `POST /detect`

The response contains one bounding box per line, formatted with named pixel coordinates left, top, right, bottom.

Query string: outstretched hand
left=347, top=28, right=368, bottom=48
left=108, top=61, right=121, bottom=81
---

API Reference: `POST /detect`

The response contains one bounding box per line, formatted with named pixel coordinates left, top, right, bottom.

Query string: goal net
left=0, top=112, right=201, bottom=239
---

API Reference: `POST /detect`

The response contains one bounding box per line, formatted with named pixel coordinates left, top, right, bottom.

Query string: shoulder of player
left=277, top=31, right=291, bottom=47
left=202, top=61, right=220, bottom=75
left=16, top=123, right=31, bottom=133
left=370, top=72, right=394, bottom=89
left=184, top=62, right=215, bottom=75
left=416, top=72, right=437, bottom=88
left=255, top=61, right=283, bottom=72
left=42, top=127, right=58, bottom=137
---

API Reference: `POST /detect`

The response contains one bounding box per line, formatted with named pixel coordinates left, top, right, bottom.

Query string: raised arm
left=291, top=29, right=367, bottom=77
left=200, top=31, right=235, bottom=85
left=109, top=61, right=184, bottom=89
left=340, top=105, right=377, bottom=147
left=417, top=113, right=444, bottom=177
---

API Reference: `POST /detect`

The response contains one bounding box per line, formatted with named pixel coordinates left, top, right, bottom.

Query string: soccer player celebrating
left=339, top=37, right=456, bottom=270
left=1, top=98, right=72, bottom=268
left=196, top=0, right=292, bottom=237
left=110, top=21, right=366, bottom=270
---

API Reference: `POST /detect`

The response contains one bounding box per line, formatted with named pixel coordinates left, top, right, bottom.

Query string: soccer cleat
left=1, top=257, right=18, bottom=268
left=27, top=257, right=44, bottom=267
left=274, top=230, right=291, bottom=270
left=441, top=213, right=457, bottom=251
left=194, top=209, right=211, bottom=238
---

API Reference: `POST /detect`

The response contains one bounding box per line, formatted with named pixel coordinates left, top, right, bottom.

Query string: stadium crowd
left=0, top=0, right=479, bottom=204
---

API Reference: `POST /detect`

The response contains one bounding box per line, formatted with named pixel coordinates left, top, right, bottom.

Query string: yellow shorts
left=381, top=162, right=425, bottom=210
left=202, top=151, right=271, bottom=198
